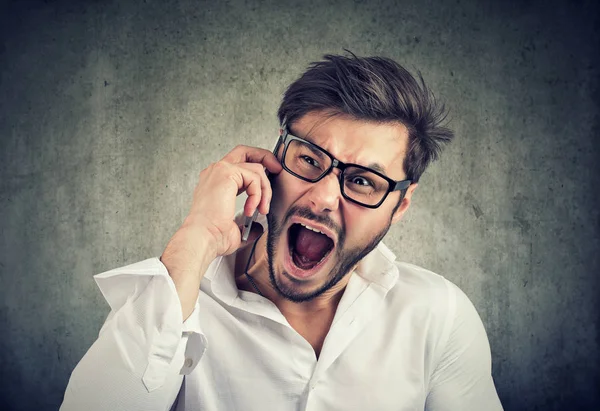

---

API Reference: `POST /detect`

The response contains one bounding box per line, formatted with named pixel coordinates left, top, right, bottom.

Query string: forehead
left=289, top=111, right=409, bottom=179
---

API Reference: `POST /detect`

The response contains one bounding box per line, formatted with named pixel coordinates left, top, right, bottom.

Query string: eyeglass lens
left=284, top=139, right=390, bottom=206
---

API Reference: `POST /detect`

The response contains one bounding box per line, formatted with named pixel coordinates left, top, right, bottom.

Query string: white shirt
left=61, top=237, right=503, bottom=410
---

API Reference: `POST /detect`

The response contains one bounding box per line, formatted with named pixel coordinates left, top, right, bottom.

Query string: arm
left=162, top=145, right=281, bottom=320
left=61, top=145, right=282, bottom=410
left=60, top=259, right=193, bottom=411
left=425, top=283, right=504, bottom=411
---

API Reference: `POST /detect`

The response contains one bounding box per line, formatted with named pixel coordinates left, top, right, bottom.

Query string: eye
left=350, top=176, right=373, bottom=187
left=300, top=155, right=320, bottom=168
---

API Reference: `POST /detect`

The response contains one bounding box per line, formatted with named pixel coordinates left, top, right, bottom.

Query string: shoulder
left=387, top=261, right=466, bottom=315
left=396, top=262, right=482, bottom=326
left=391, top=262, right=483, bottom=336
left=385, top=262, right=486, bottom=361
left=357, top=243, right=481, bottom=343
left=370, top=256, right=501, bottom=407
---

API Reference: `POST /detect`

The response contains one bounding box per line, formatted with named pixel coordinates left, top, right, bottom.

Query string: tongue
left=294, top=226, right=332, bottom=263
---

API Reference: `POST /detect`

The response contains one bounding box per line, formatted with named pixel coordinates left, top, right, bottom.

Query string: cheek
left=269, top=173, right=300, bottom=218
left=271, top=172, right=308, bottom=206
left=344, top=209, right=391, bottom=246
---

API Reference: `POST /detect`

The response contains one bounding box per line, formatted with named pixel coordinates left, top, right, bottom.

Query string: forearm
left=161, top=219, right=217, bottom=320
left=61, top=269, right=190, bottom=411
left=61, top=323, right=186, bottom=411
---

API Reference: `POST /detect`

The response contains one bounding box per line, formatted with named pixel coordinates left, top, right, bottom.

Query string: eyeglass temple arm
left=273, top=135, right=283, bottom=160
left=392, top=179, right=412, bottom=191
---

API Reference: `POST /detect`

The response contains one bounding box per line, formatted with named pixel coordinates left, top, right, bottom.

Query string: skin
left=161, top=110, right=418, bottom=354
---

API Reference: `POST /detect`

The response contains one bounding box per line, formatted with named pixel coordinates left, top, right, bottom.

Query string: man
left=61, top=53, right=503, bottom=410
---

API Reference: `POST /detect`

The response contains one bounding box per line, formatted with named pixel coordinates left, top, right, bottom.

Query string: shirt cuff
left=93, top=257, right=206, bottom=392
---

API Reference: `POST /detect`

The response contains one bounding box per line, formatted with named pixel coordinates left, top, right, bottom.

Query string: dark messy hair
left=277, top=52, right=454, bottom=183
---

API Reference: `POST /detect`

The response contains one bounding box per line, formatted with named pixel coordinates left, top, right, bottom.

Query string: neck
left=236, top=231, right=349, bottom=316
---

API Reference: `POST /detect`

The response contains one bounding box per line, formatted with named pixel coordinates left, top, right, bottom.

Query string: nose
left=306, top=170, right=341, bottom=214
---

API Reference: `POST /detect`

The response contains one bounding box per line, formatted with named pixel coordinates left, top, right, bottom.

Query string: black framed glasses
left=274, top=128, right=412, bottom=209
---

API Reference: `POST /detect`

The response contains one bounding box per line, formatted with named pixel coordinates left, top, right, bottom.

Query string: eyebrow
left=288, top=126, right=306, bottom=140
left=287, top=127, right=389, bottom=176
left=365, top=163, right=387, bottom=175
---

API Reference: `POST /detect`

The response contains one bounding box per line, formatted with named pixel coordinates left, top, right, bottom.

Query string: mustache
left=283, top=205, right=343, bottom=241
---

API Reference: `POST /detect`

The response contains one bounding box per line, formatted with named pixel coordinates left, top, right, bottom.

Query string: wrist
left=161, top=223, right=217, bottom=280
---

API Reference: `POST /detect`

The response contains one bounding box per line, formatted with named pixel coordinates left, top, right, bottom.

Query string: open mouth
left=287, top=222, right=335, bottom=272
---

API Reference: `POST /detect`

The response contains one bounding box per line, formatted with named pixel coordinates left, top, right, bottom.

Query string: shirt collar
left=355, top=239, right=399, bottom=291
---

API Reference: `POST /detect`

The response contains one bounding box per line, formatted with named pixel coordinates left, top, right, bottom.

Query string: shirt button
left=184, top=358, right=194, bottom=368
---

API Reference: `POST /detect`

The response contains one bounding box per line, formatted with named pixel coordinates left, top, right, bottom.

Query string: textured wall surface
left=1, top=0, right=598, bottom=410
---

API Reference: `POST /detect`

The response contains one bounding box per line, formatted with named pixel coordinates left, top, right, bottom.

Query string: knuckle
left=253, top=164, right=269, bottom=176
left=247, top=163, right=262, bottom=172
left=202, top=161, right=217, bottom=172
left=198, top=166, right=209, bottom=179
left=213, top=160, right=228, bottom=171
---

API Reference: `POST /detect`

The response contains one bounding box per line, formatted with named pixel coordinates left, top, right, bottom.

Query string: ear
left=391, top=183, right=418, bottom=224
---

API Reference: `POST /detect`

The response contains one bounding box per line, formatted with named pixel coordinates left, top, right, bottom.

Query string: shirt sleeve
left=60, top=258, right=207, bottom=411
left=425, top=281, right=504, bottom=411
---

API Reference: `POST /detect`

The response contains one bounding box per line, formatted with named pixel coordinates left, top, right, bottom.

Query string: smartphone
left=241, top=137, right=283, bottom=242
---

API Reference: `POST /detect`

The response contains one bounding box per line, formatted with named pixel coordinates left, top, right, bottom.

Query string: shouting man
left=61, top=53, right=503, bottom=410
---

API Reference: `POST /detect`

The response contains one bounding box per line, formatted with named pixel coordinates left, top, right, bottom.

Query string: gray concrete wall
left=1, top=0, right=598, bottom=410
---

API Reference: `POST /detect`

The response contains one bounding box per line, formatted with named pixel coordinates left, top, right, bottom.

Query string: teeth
left=300, top=223, right=323, bottom=234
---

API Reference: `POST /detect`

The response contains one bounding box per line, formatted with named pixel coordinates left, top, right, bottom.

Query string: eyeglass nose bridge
left=320, top=159, right=355, bottom=199
left=319, top=158, right=346, bottom=183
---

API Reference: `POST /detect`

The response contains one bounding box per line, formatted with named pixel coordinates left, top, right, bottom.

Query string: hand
left=162, top=145, right=282, bottom=276
left=160, top=145, right=282, bottom=320
left=185, top=145, right=282, bottom=257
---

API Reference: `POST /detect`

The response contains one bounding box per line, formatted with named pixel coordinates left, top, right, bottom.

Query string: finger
left=238, top=163, right=272, bottom=215
left=224, top=145, right=283, bottom=175
left=231, top=167, right=263, bottom=217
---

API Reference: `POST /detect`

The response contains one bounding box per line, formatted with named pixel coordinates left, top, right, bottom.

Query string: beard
left=266, top=204, right=391, bottom=303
